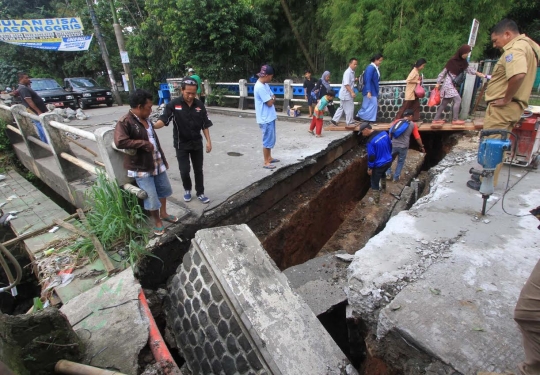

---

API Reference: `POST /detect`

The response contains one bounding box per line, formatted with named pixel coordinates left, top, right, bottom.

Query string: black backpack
left=356, top=71, right=365, bottom=91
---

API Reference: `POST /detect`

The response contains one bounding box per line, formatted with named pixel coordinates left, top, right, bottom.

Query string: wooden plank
left=2, top=212, right=81, bottom=248
left=53, top=219, right=90, bottom=238
left=324, top=121, right=484, bottom=132
left=76, top=209, right=117, bottom=275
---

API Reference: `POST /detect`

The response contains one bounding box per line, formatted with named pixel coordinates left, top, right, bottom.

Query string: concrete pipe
left=55, top=360, right=127, bottom=375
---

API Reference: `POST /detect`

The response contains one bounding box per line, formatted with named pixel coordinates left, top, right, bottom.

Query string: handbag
left=452, top=71, right=465, bottom=87
left=428, top=87, right=441, bottom=107
left=414, top=83, right=425, bottom=98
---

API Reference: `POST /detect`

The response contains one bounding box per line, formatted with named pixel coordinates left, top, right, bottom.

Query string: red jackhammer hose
left=138, top=289, right=182, bottom=375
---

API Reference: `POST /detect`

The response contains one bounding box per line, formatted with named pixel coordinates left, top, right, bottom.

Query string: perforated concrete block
left=166, top=224, right=357, bottom=375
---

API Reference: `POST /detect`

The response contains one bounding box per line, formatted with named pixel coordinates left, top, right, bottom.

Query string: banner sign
left=468, top=19, right=480, bottom=48
left=0, top=17, right=93, bottom=51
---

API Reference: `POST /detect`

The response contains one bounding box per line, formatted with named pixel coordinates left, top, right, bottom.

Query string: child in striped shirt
left=308, top=90, right=335, bottom=137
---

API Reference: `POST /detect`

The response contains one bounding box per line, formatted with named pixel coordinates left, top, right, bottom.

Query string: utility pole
left=85, top=0, right=123, bottom=106
left=109, top=0, right=136, bottom=93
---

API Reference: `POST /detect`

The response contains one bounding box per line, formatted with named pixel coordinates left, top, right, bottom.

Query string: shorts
left=258, top=120, right=276, bottom=149
left=307, top=95, right=315, bottom=106
left=135, top=171, right=172, bottom=211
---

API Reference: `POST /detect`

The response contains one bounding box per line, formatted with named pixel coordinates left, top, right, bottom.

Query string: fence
left=211, top=62, right=491, bottom=122
left=0, top=104, right=145, bottom=208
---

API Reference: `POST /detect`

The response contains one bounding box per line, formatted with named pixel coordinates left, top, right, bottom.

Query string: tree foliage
left=320, top=0, right=516, bottom=80
left=140, top=0, right=275, bottom=81
left=0, top=0, right=537, bottom=91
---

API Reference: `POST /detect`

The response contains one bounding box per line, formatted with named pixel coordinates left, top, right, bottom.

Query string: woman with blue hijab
left=313, top=71, right=336, bottom=118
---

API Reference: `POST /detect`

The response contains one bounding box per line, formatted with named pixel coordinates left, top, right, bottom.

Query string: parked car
left=64, top=77, right=113, bottom=109
left=12, top=78, right=77, bottom=109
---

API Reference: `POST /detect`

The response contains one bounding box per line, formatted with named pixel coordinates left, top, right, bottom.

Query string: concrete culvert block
left=165, top=224, right=357, bottom=375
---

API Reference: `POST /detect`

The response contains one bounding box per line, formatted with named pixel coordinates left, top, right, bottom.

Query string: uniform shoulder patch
left=505, top=53, right=513, bottom=63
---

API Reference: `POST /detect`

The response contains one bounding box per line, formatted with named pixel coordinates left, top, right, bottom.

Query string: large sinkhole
left=138, top=130, right=461, bottom=288
left=246, top=130, right=459, bottom=271
left=136, top=129, right=463, bottom=375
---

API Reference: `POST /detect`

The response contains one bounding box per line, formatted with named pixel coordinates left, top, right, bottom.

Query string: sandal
left=161, top=215, right=179, bottom=223
left=153, top=226, right=165, bottom=236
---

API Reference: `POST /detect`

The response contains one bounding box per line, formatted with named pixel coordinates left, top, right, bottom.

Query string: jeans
left=176, top=147, right=204, bottom=196
left=371, top=162, right=391, bottom=190
left=258, top=120, right=276, bottom=149
left=386, top=147, right=408, bottom=180
left=135, top=171, right=172, bottom=211
left=32, top=120, right=48, bottom=143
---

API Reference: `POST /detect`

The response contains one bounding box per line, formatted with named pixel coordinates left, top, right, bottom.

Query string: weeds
left=207, top=87, right=235, bottom=106
left=69, top=171, right=156, bottom=266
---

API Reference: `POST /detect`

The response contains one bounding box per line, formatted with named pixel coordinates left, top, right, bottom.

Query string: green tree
left=141, top=0, right=275, bottom=82
left=320, top=0, right=516, bottom=79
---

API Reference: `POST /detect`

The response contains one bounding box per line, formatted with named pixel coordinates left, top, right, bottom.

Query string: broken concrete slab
left=61, top=269, right=148, bottom=375
left=347, top=149, right=540, bottom=373
left=284, top=251, right=348, bottom=317
left=166, top=224, right=357, bottom=375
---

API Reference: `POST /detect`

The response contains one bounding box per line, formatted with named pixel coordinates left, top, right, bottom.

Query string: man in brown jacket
left=114, top=89, right=178, bottom=236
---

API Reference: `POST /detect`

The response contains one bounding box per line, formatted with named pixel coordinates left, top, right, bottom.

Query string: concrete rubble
left=347, top=147, right=540, bottom=374
left=166, top=224, right=358, bottom=375
left=60, top=269, right=149, bottom=375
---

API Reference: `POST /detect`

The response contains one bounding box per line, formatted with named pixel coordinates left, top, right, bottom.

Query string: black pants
left=327, top=103, right=336, bottom=118
left=370, top=162, right=391, bottom=190
left=176, top=147, right=204, bottom=196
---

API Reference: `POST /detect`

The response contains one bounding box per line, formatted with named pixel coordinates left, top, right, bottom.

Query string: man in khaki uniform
left=483, top=19, right=540, bottom=188
left=490, top=20, right=540, bottom=375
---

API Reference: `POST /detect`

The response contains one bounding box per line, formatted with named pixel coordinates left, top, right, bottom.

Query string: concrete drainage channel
left=138, top=131, right=462, bottom=374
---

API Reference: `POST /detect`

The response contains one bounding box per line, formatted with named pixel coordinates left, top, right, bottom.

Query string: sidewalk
left=347, top=147, right=540, bottom=373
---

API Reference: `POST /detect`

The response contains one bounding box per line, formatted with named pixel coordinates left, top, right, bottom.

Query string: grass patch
left=69, top=171, right=156, bottom=267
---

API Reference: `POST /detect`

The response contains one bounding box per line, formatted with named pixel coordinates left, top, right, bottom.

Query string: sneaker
left=386, top=174, right=392, bottom=180
left=431, top=120, right=445, bottom=125
left=331, top=120, right=338, bottom=126
left=393, top=177, right=400, bottom=182
left=197, top=194, right=210, bottom=204
left=183, top=190, right=192, bottom=202
left=452, top=120, right=465, bottom=125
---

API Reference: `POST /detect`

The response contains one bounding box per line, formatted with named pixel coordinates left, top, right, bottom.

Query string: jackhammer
left=467, top=129, right=512, bottom=215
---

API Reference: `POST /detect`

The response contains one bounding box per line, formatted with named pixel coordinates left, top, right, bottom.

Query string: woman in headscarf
left=312, top=71, right=336, bottom=118
left=395, top=58, right=427, bottom=122
left=432, top=45, right=486, bottom=125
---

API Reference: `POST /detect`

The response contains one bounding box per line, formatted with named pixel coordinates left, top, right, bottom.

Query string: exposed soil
left=248, top=146, right=369, bottom=269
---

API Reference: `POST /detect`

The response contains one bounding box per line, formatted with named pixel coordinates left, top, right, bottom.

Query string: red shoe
left=431, top=120, right=445, bottom=125
left=451, top=120, right=465, bottom=125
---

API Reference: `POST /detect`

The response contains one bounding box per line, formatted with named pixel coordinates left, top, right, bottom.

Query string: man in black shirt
left=154, top=77, right=213, bottom=204
left=17, top=72, right=48, bottom=143
left=303, top=70, right=316, bottom=117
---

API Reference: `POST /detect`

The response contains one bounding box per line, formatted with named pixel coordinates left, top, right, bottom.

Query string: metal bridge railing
left=211, top=63, right=490, bottom=121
